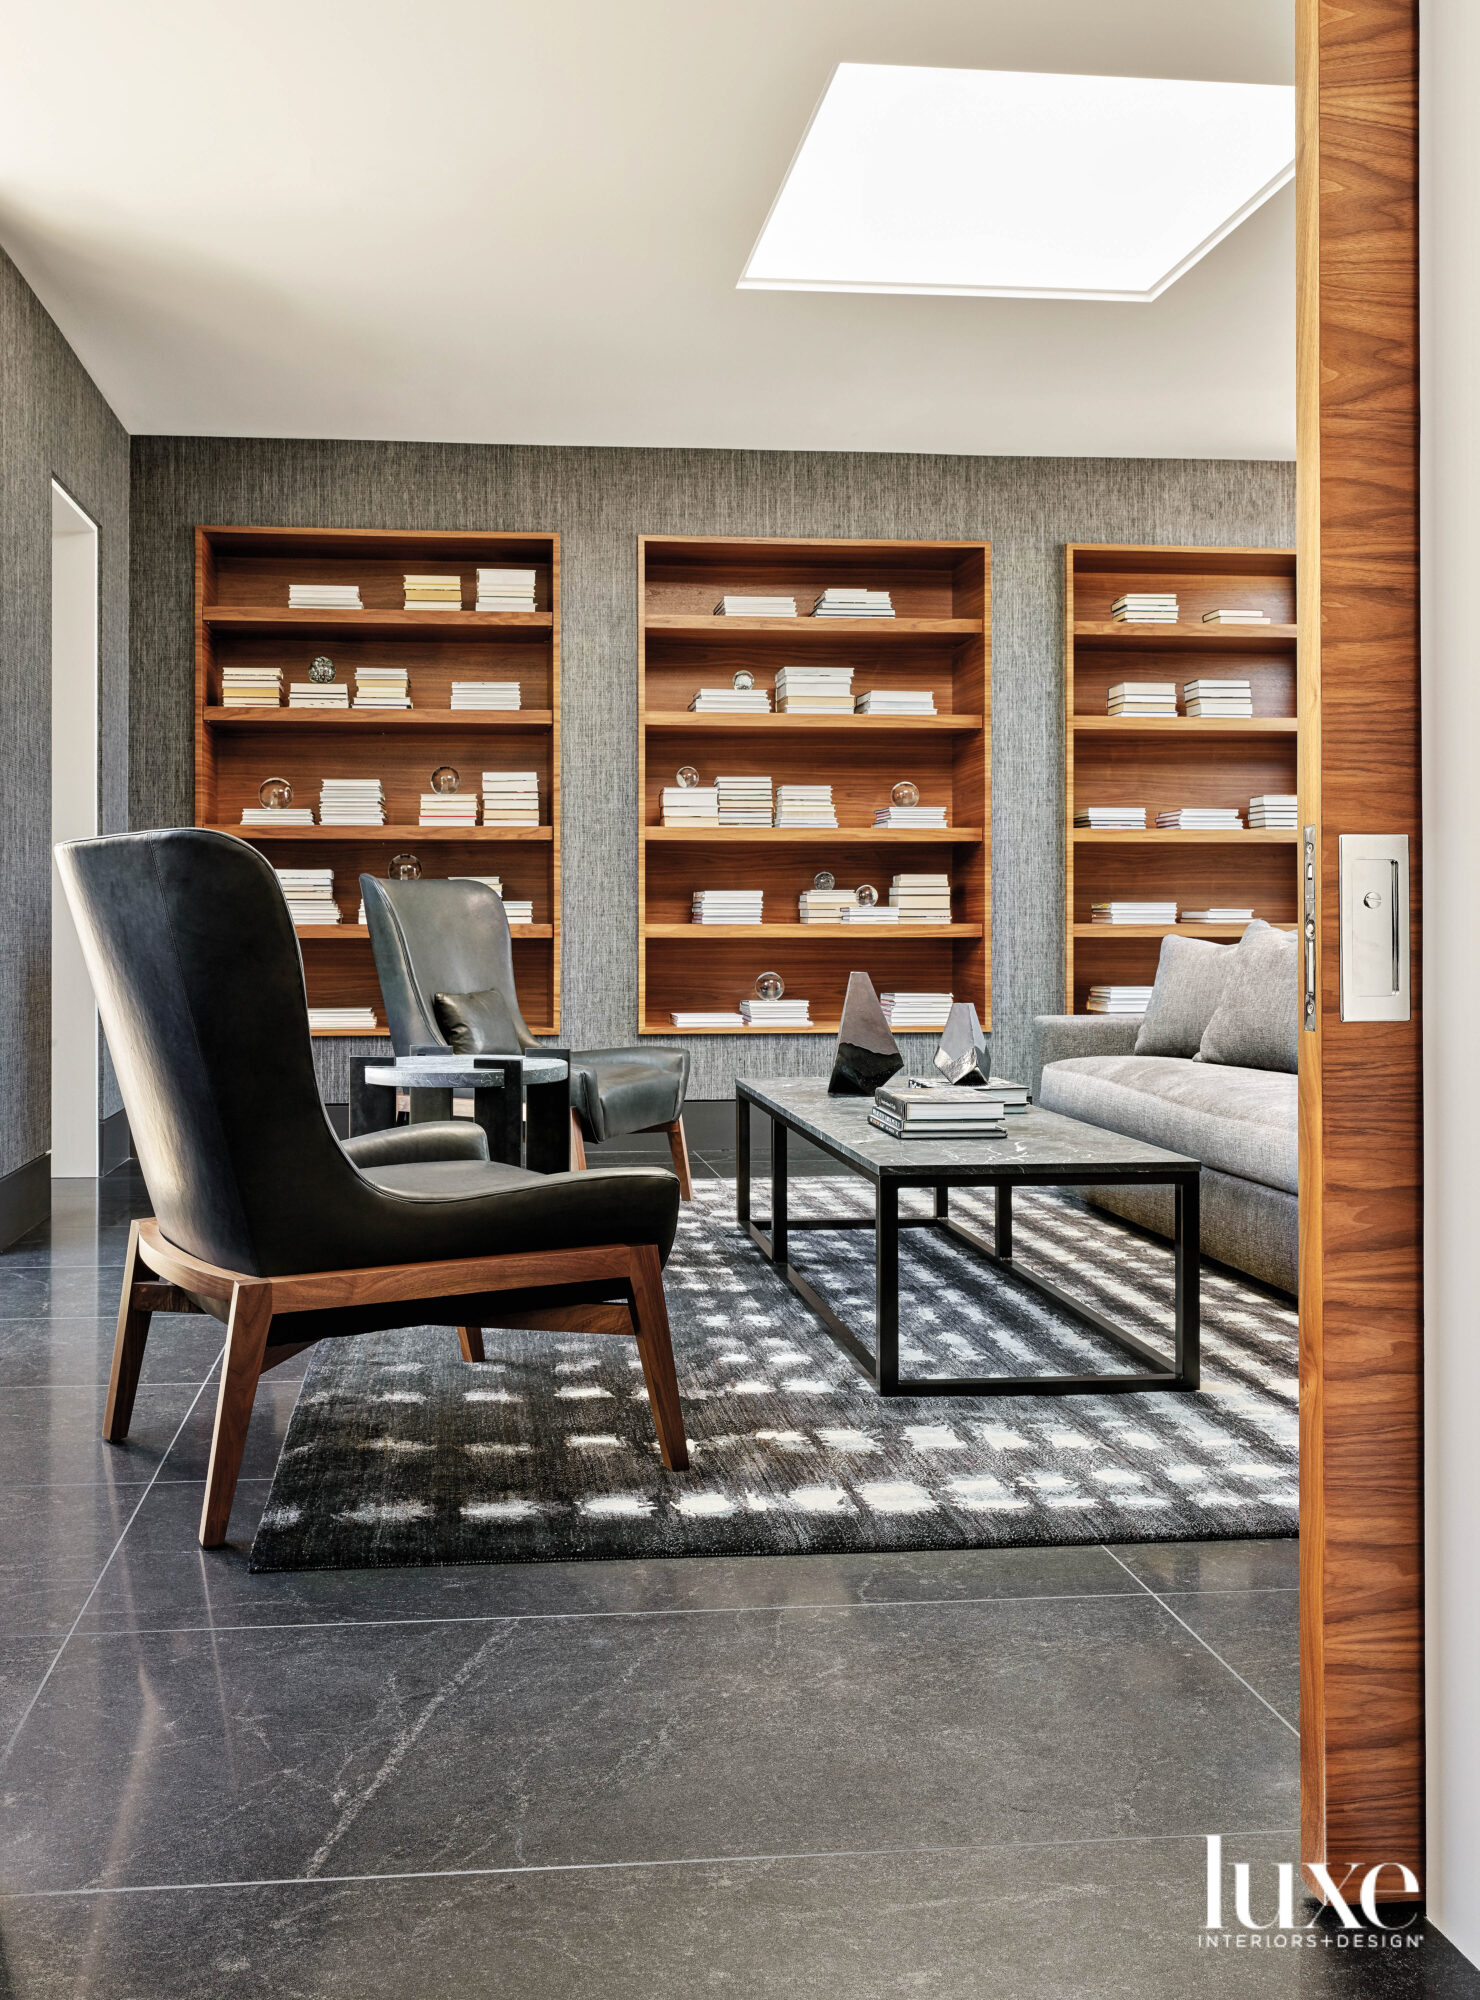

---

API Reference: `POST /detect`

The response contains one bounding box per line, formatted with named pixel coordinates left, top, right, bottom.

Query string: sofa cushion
left=1038, top=1055, right=1297, bottom=1194
left=1134, top=935, right=1236, bottom=1058
left=1197, top=922, right=1298, bottom=1073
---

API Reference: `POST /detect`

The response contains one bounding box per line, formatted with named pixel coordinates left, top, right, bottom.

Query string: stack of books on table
left=404, top=574, right=462, bottom=611
left=670, top=1009, right=746, bottom=1028
left=661, top=785, right=720, bottom=828
left=274, top=868, right=339, bottom=925
left=740, top=995, right=813, bottom=1026
left=319, top=778, right=385, bottom=826
left=813, top=588, right=894, bottom=619
left=1156, top=806, right=1244, bottom=830
left=1111, top=593, right=1178, bottom=624
left=241, top=802, right=314, bottom=826
left=307, top=1006, right=378, bottom=1032
left=1075, top=806, right=1146, bottom=829
left=841, top=900, right=898, bottom=924
left=715, top=594, right=795, bottom=617
left=1108, top=682, right=1177, bottom=718
left=481, top=770, right=540, bottom=826
left=774, top=666, right=853, bottom=712
left=873, top=800, right=947, bottom=829
left=475, top=569, right=536, bottom=612
left=1091, top=901, right=1179, bottom=926
left=353, top=666, right=410, bottom=710
left=854, top=689, right=936, bottom=716
left=716, top=775, right=774, bottom=826
left=451, top=681, right=521, bottom=710
left=689, top=685, right=771, bottom=714
left=1183, top=678, right=1253, bottom=718
left=1088, top=985, right=1154, bottom=1015
left=289, top=582, right=362, bottom=611
left=1249, top=793, right=1298, bottom=829
left=797, top=886, right=858, bottom=923
left=881, top=992, right=954, bottom=1030
left=288, top=679, right=349, bottom=709
left=869, top=1081, right=1006, bottom=1141
left=774, top=784, right=836, bottom=827
left=419, top=788, right=479, bottom=827
left=691, top=890, right=763, bottom=925
left=987, top=1076, right=1032, bottom=1114
left=1182, top=907, right=1255, bottom=924
left=1203, top=607, right=1272, bottom=625
left=221, top=667, right=283, bottom=707
left=889, top=874, right=951, bottom=922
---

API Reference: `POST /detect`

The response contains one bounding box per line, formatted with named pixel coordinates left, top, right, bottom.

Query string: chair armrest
left=341, top=1120, right=490, bottom=1169
left=1030, top=1014, right=1144, bottom=1095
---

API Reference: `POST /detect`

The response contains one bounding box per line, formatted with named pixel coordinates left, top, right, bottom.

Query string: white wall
left=49, top=481, right=99, bottom=1176
left=1421, top=0, right=1480, bottom=1958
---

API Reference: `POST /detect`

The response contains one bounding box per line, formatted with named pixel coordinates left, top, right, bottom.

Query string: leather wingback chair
left=57, top=829, right=689, bottom=1546
left=361, top=875, right=694, bottom=1196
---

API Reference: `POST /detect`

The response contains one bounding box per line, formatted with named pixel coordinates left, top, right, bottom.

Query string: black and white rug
left=249, top=1181, right=1297, bottom=1571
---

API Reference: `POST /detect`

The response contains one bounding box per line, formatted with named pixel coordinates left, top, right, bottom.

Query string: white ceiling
left=0, top=0, right=1294, bottom=458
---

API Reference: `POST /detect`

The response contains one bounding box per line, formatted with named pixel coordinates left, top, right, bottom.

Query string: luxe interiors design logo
left=1201, top=1836, right=1423, bottom=1951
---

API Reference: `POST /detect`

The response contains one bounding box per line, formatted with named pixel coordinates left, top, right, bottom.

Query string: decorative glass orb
left=856, top=883, right=878, bottom=907
left=755, top=971, right=785, bottom=1001
left=308, top=656, right=336, bottom=684
left=813, top=870, right=835, bottom=891
left=891, top=780, right=921, bottom=808
left=676, top=765, right=701, bottom=789
left=258, top=777, right=293, bottom=810
left=732, top=669, right=755, bottom=691
left=389, top=853, right=423, bottom=880
left=430, top=765, right=461, bottom=793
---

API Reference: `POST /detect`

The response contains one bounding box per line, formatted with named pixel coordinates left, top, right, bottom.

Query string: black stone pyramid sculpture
left=933, top=1001, right=991, bottom=1086
left=829, top=971, right=904, bottom=1095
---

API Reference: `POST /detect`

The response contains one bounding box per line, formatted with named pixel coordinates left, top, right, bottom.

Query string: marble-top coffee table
left=736, top=1077, right=1201, bottom=1398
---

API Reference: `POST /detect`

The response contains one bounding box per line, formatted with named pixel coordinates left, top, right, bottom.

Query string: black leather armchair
left=56, top=829, right=688, bottom=1547
left=361, top=876, right=694, bottom=1196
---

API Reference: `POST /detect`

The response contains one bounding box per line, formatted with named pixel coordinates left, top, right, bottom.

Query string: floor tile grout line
left=0, top=1824, right=1304, bottom=1902
left=1099, top=1544, right=1299, bottom=1738
left=0, top=1349, right=225, bottom=1769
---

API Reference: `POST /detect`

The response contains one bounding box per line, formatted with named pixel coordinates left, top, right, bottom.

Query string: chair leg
left=663, top=1117, right=694, bottom=1200
left=104, top=1220, right=154, bottom=1443
left=458, top=1325, right=486, bottom=1363
left=199, top=1280, right=273, bottom=1548
left=569, top=1110, right=588, bottom=1171
left=627, top=1242, right=689, bottom=1472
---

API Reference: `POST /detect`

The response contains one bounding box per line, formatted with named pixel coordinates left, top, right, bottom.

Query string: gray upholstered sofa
left=1030, top=924, right=1298, bottom=1295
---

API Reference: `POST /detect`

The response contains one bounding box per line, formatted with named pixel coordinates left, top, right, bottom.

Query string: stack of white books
left=274, top=867, right=339, bottom=925
left=854, top=689, right=936, bottom=716
left=691, top=891, right=764, bottom=925
left=451, top=681, right=521, bottom=710
left=661, top=785, right=719, bottom=827
left=476, top=568, right=536, bottom=612
left=689, top=685, right=772, bottom=714
left=288, top=680, right=349, bottom=709
left=1111, top=593, right=1178, bottom=624
left=1108, top=682, right=1177, bottom=718
left=880, top=992, right=954, bottom=1029
left=307, top=1006, right=378, bottom=1032
left=221, top=667, right=283, bottom=707
left=1184, top=678, right=1253, bottom=717
left=353, top=666, right=410, bottom=710
left=670, top=1009, right=745, bottom=1028
left=482, top=770, right=540, bottom=826
left=775, top=666, right=853, bottom=712
left=797, top=887, right=859, bottom=923
left=890, top=874, right=951, bottom=922
left=715, top=594, right=795, bottom=617
left=1182, top=907, right=1255, bottom=923
left=289, top=582, right=362, bottom=610
left=813, top=588, right=894, bottom=619
left=449, top=875, right=534, bottom=924
left=873, top=800, right=947, bottom=828
left=869, top=1081, right=1006, bottom=1141
left=1091, top=901, right=1179, bottom=925
left=419, top=788, right=479, bottom=827
left=841, top=901, right=898, bottom=924
left=1088, top=985, right=1154, bottom=1014
left=404, top=574, right=462, bottom=610
left=241, top=803, right=314, bottom=826
left=740, top=995, right=813, bottom=1026
left=1203, top=607, right=1272, bottom=625
left=1156, top=807, right=1244, bottom=830
left=319, top=778, right=385, bottom=826
left=716, top=775, right=774, bottom=826
left=1075, top=806, right=1146, bottom=829
left=774, top=784, right=836, bottom=827
left=1249, top=793, right=1298, bottom=829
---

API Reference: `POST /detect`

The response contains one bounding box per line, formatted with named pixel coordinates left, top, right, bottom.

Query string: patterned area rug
left=250, top=1180, right=1297, bottom=1571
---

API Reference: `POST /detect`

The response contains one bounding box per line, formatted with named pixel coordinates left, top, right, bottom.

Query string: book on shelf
left=1202, top=609, right=1272, bottom=624
left=1155, top=808, right=1245, bottom=829
left=1088, top=985, right=1153, bottom=1015
left=774, top=784, right=837, bottom=828
left=403, top=573, right=462, bottom=610
left=1107, top=681, right=1177, bottom=717
left=451, top=681, right=521, bottom=710
left=691, top=891, right=764, bottom=925
left=716, top=775, right=774, bottom=826
left=475, top=568, right=537, bottom=613
left=670, top=1010, right=746, bottom=1028
left=1075, top=807, right=1146, bottom=828
left=813, top=587, right=894, bottom=619
left=714, top=595, right=796, bottom=617
left=221, top=667, right=283, bottom=707
left=1181, top=908, right=1255, bottom=923
left=873, top=804, right=947, bottom=828
left=319, top=778, right=386, bottom=826
left=1110, top=594, right=1178, bottom=624
left=241, top=806, right=314, bottom=825
left=307, top=1006, right=378, bottom=1031
left=889, top=873, right=951, bottom=922
left=353, top=666, right=411, bottom=710
left=1184, top=675, right=1254, bottom=716
left=774, top=665, right=854, bottom=714
left=1248, top=793, right=1298, bottom=828
left=880, top=991, right=954, bottom=1029
left=797, top=888, right=860, bottom=923
left=288, top=683, right=350, bottom=709
left=1091, top=902, right=1178, bottom=925
left=419, top=792, right=480, bottom=825
left=288, top=583, right=362, bottom=610
left=689, top=688, right=772, bottom=713
left=840, top=903, right=899, bottom=923
left=661, top=786, right=720, bottom=827
left=854, top=690, right=936, bottom=715
left=274, top=867, right=339, bottom=925
left=481, top=770, right=540, bottom=826
left=739, top=997, right=813, bottom=1025
left=449, top=875, right=534, bottom=925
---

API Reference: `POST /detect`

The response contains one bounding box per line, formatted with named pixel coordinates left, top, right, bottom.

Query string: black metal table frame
left=736, top=1086, right=1200, bottom=1398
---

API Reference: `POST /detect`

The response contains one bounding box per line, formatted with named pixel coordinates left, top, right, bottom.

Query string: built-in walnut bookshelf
left=193, top=525, right=561, bottom=1037
left=1064, top=543, right=1298, bottom=1013
left=637, top=535, right=991, bottom=1035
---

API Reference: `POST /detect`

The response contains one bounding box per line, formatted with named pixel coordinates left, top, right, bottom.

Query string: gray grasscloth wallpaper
left=1, top=248, right=130, bottom=1181
left=129, top=439, right=1294, bottom=1098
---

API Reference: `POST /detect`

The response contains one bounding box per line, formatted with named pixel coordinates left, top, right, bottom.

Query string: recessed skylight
left=741, top=65, right=1295, bottom=303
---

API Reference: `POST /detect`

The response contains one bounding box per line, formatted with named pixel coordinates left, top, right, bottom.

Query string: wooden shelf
left=205, top=708, right=554, bottom=729
left=310, top=1021, right=557, bottom=1039
left=296, top=924, right=553, bottom=941
left=643, top=923, right=979, bottom=941
left=643, top=1018, right=845, bottom=1037
left=1072, top=829, right=1299, bottom=844
left=1072, top=622, right=1297, bottom=650
left=203, top=607, right=553, bottom=637
left=644, top=711, right=981, bottom=733
left=644, top=614, right=976, bottom=642
left=1071, top=715, right=1298, bottom=737
left=642, top=826, right=982, bottom=844
left=1070, top=923, right=1279, bottom=939
left=213, top=824, right=553, bottom=842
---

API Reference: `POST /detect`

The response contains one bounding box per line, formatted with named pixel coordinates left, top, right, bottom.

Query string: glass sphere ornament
left=258, top=777, right=293, bottom=810
left=813, top=870, right=836, bottom=891
left=676, top=765, right=701, bottom=788
left=891, top=780, right=921, bottom=808
left=755, top=971, right=785, bottom=1002
left=308, top=656, right=336, bottom=684
left=389, top=853, right=423, bottom=880
left=856, top=883, right=879, bottom=907
left=732, top=669, right=755, bottom=691
left=430, top=765, right=461, bottom=793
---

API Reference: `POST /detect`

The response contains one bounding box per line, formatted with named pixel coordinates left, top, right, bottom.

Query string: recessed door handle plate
left=1338, top=833, right=1410, bottom=1023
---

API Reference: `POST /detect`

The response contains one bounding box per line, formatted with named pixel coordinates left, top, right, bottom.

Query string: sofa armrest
left=342, top=1120, right=491, bottom=1169
left=1030, top=1014, right=1144, bottom=1096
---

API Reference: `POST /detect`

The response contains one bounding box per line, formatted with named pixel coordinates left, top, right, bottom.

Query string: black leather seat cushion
left=570, top=1047, right=689, bottom=1143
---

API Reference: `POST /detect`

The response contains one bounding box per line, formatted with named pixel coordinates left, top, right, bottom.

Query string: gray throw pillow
left=1195, top=922, right=1299, bottom=1072
left=1134, top=935, right=1236, bottom=1058
left=433, top=985, right=523, bottom=1055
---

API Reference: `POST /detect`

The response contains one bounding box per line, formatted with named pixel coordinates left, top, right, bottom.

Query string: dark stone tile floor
left=0, top=1173, right=1474, bottom=1998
